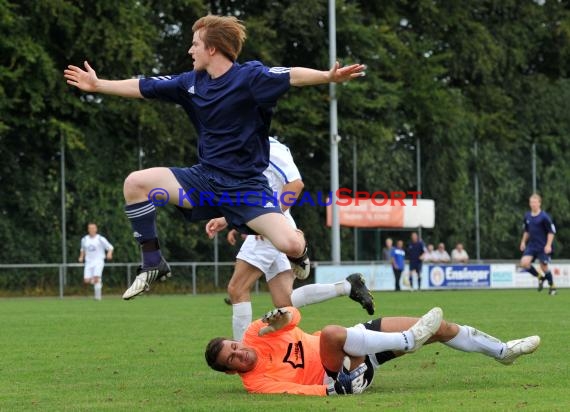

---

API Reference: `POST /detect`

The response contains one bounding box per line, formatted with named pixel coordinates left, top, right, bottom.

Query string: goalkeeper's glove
left=258, top=308, right=292, bottom=336
left=326, top=363, right=368, bottom=396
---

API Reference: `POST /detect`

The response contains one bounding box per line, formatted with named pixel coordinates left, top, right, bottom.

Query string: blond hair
left=530, top=193, right=542, bottom=202
left=192, top=15, right=246, bottom=61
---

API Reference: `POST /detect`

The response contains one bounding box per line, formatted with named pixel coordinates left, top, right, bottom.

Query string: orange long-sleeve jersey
left=239, top=307, right=328, bottom=396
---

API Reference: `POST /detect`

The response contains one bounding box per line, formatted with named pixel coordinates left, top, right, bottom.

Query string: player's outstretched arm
left=290, top=61, right=366, bottom=87
left=258, top=308, right=293, bottom=336
left=64, top=61, right=142, bottom=98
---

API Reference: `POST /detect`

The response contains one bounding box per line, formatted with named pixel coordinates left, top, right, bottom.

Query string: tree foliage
left=1, top=0, right=569, bottom=267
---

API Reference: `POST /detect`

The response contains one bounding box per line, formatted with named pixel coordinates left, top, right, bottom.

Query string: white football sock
left=232, top=302, right=252, bottom=341
left=94, top=282, right=102, bottom=300
left=290, top=281, right=349, bottom=307
left=343, top=326, right=414, bottom=356
left=444, top=325, right=506, bottom=358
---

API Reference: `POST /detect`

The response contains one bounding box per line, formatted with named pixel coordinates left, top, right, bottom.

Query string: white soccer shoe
left=122, top=259, right=171, bottom=300
left=496, top=336, right=541, bottom=365
left=407, top=307, right=443, bottom=352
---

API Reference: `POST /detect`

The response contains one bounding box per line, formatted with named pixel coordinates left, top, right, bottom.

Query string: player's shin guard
left=125, top=201, right=162, bottom=268
left=232, top=302, right=252, bottom=341
left=544, top=271, right=554, bottom=286
left=290, top=282, right=348, bottom=307
left=443, top=325, right=505, bottom=358
left=526, top=265, right=540, bottom=277
left=343, top=326, right=411, bottom=355
left=94, top=281, right=102, bottom=300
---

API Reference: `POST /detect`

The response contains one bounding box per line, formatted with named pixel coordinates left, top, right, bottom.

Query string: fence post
left=59, top=265, right=64, bottom=299
left=127, top=264, right=132, bottom=286
left=192, top=263, right=197, bottom=295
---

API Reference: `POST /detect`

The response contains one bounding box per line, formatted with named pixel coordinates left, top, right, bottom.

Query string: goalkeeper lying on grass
left=205, top=306, right=540, bottom=396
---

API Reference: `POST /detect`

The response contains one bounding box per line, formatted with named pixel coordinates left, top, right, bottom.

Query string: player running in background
left=519, top=193, right=557, bottom=295
left=205, top=306, right=540, bottom=396
left=206, top=137, right=374, bottom=340
left=78, top=222, right=113, bottom=300
left=64, top=15, right=366, bottom=300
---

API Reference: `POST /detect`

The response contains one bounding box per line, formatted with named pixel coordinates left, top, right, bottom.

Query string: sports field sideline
left=1, top=289, right=568, bottom=411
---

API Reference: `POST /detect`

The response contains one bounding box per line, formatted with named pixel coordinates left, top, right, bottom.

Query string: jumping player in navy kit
left=64, top=15, right=366, bottom=300
left=519, top=193, right=557, bottom=295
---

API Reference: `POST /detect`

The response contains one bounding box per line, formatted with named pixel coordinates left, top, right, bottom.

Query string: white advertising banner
left=316, top=262, right=570, bottom=291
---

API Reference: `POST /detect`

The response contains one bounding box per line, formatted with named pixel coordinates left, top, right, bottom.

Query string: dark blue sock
left=142, top=248, right=162, bottom=268
left=526, top=265, right=539, bottom=277
left=544, top=271, right=554, bottom=286
left=125, top=201, right=162, bottom=268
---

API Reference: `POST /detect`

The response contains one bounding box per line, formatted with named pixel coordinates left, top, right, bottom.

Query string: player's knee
left=433, top=320, right=456, bottom=341
left=321, top=325, right=346, bottom=347
left=281, top=236, right=305, bottom=257
left=123, top=171, right=148, bottom=198
left=227, top=281, right=249, bottom=301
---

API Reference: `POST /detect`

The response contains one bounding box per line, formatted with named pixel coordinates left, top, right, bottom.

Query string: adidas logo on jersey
left=188, top=85, right=195, bottom=94
left=264, top=202, right=275, bottom=208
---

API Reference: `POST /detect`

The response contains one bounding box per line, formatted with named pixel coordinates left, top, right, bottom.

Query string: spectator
left=382, top=238, right=394, bottom=262
left=406, top=232, right=427, bottom=290
left=390, top=240, right=406, bottom=291
left=423, top=244, right=436, bottom=263
left=451, top=243, right=469, bottom=263
left=433, top=243, right=451, bottom=263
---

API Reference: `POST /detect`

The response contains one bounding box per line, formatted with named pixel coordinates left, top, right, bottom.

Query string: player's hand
left=520, top=242, right=526, bottom=252
left=258, top=308, right=292, bottom=336
left=226, top=229, right=239, bottom=245
left=64, top=61, right=99, bottom=92
left=326, top=363, right=368, bottom=396
left=328, top=61, right=366, bottom=83
left=544, top=245, right=552, bottom=254
left=205, top=217, right=228, bottom=239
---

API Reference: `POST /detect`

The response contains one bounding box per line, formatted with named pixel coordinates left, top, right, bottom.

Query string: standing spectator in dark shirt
left=407, top=232, right=427, bottom=290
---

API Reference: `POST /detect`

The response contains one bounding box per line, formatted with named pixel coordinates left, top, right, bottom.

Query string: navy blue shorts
left=409, top=261, right=422, bottom=273
left=522, top=248, right=551, bottom=265
left=169, top=164, right=281, bottom=235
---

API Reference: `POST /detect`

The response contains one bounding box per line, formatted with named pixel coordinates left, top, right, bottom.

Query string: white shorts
left=84, top=261, right=104, bottom=279
left=236, top=236, right=291, bottom=282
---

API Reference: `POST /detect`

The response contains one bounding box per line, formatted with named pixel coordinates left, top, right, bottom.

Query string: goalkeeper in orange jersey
left=205, top=306, right=540, bottom=396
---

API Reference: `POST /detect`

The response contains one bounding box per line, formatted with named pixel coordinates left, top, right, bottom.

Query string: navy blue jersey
left=407, top=240, right=426, bottom=264
left=523, top=210, right=556, bottom=251
left=139, top=61, right=291, bottom=178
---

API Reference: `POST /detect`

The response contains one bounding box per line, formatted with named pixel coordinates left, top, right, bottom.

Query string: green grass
left=1, top=289, right=568, bottom=411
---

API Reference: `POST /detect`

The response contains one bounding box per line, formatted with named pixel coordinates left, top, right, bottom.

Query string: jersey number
left=282, top=341, right=305, bottom=369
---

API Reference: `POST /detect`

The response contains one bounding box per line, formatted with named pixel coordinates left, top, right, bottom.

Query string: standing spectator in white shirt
left=451, top=243, right=469, bottom=264
left=79, top=222, right=114, bottom=300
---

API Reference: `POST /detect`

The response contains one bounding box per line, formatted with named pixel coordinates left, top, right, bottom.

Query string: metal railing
left=0, top=262, right=243, bottom=298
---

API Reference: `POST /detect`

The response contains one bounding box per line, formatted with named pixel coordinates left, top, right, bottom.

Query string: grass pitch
left=1, top=289, right=568, bottom=411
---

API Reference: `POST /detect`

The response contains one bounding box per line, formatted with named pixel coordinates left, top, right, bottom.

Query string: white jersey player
left=78, top=222, right=114, bottom=300
left=206, top=137, right=374, bottom=340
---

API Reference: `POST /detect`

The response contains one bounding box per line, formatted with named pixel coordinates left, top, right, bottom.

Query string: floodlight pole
left=329, top=0, right=341, bottom=264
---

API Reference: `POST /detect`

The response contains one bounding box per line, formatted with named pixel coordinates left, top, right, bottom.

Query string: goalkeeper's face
left=217, top=340, right=258, bottom=373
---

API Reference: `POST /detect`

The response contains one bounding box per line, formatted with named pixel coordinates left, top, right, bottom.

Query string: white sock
left=444, top=325, right=506, bottom=358
left=232, top=302, right=252, bottom=341
left=290, top=281, right=350, bottom=307
left=94, top=282, right=102, bottom=300
left=343, top=326, right=414, bottom=356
